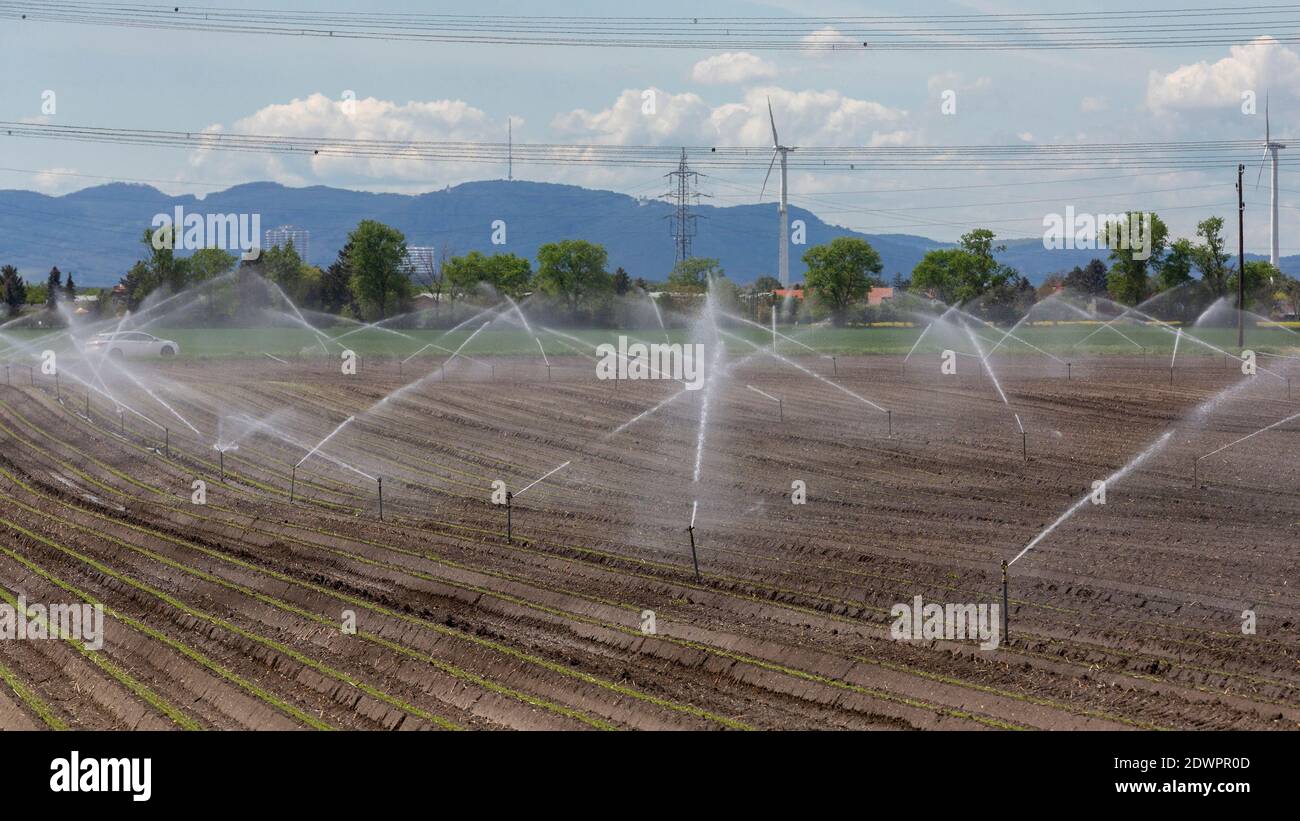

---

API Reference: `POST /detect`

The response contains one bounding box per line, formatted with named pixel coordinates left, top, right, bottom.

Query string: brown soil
left=0, top=353, right=1296, bottom=730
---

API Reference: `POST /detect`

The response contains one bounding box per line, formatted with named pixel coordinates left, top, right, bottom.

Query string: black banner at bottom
left=5, top=730, right=1286, bottom=809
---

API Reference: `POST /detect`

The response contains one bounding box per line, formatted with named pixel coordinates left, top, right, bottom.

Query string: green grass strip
left=0, top=586, right=201, bottom=730
left=0, top=516, right=461, bottom=731
left=0, top=534, right=331, bottom=730
left=0, top=656, right=67, bottom=729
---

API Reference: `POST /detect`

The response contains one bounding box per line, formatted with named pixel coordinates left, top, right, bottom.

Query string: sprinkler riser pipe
left=687, top=525, right=700, bottom=581
left=506, top=492, right=513, bottom=543
left=1001, top=561, right=1009, bottom=644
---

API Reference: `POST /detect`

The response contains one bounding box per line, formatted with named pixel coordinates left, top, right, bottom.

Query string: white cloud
left=188, top=92, right=512, bottom=188
left=29, top=167, right=84, bottom=195
left=1016, top=132, right=1034, bottom=142
left=926, top=71, right=991, bottom=94
left=554, top=86, right=908, bottom=148
left=691, top=52, right=778, bottom=85
left=800, top=26, right=860, bottom=51
left=1146, top=37, right=1300, bottom=112
left=1079, top=96, right=1108, bottom=113
left=551, top=88, right=718, bottom=145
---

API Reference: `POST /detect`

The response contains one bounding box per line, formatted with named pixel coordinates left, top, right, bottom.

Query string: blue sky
left=1, top=0, right=1297, bottom=250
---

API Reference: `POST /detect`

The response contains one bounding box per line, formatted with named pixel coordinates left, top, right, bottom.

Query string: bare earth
left=0, top=353, right=1296, bottom=730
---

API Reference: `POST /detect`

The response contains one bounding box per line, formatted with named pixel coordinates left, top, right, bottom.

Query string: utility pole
left=1237, top=163, right=1246, bottom=350
left=664, top=148, right=706, bottom=264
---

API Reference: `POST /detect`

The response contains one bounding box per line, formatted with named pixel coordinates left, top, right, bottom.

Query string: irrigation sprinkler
left=1066, top=362, right=1072, bottom=381
left=219, top=449, right=225, bottom=483
left=490, top=363, right=496, bottom=381
left=546, top=365, right=552, bottom=382
left=505, top=491, right=513, bottom=543
left=1001, top=561, right=1010, bottom=644
left=164, top=428, right=169, bottom=458
left=1169, top=366, right=1175, bottom=386
left=119, top=409, right=125, bottom=436
left=1022, top=431, right=1028, bottom=461
left=84, top=391, right=90, bottom=418
left=1192, top=456, right=1198, bottom=487
left=686, top=525, right=701, bottom=581
left=832, top=355, right=838, bottom=376
left=290, top=464, right=296, bottom=503
left=28, top=365, right=34, bottom=386
left=377, top=477, right=383, bottom=521
left=54, top=370, right=60, bottom=400
left=887, top=409, right=892, bottom=438
left=440, top=365, right=445, bottom=382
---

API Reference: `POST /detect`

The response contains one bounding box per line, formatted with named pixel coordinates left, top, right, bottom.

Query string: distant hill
left=1, top=179, right=1292, bottom=287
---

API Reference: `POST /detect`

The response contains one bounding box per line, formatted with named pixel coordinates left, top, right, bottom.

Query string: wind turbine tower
left=1259, top=98, right=1286, bottom=267
left=760, top=98, right=794, bottom=287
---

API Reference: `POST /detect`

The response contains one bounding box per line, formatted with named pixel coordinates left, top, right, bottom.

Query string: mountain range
left=1, top=179, right=1293, bottom=288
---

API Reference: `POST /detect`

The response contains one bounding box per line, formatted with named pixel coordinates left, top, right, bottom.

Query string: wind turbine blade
left=759, top=150, right=778, bottom=201
left=1256, top=149, right=1268, bottom=189
left=767, top=96, right=779, bottom=147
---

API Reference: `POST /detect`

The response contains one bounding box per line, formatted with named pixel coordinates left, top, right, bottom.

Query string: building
left=867, top=286, right=894, bottom=306
left=403, top=246, right=437, bottom=276
left=263, top=225, right=311, bottom=261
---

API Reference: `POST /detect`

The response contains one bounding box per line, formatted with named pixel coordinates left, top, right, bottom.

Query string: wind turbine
left=759, top=97, right=793, bottom=288
left=1255, top=96, right=1286, bottom=267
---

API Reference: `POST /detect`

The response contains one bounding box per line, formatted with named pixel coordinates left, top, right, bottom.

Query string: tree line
left=4, top=211, right=1296, bottom=328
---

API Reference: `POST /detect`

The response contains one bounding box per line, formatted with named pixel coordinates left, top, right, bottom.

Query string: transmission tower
left=664, top=148, right=706, bottom=263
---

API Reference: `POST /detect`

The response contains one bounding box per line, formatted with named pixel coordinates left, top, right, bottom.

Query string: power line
left=1, top=121, right=1285, bottom=173
left=4, top=1, right=1300, bottom=50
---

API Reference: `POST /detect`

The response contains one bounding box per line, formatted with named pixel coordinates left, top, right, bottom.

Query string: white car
left=86, top=331, right=180, bottom=359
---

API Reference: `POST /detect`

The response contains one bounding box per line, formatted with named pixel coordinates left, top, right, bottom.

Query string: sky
left=1, top=0, right=1298, bottom=252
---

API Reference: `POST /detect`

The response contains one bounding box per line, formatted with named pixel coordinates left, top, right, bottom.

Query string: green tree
left=612, top=267, right=631, bottom=296
left=1192, top=216, right=1232, bottom=297
left=322, top=242, right=356, bottom=315
left=752, top=275, right=782, bottom=293
left=911, top=229, right=1016, bottom=305
left=1158, top=238, right=1197, bottom=291
left=347, top=220, right=409, bottom=319
left=667, top=257, right=724, bottom=292
left=1229, top=260, right=1280, bottom=304
left=801, top=237, right=882, bottom=325
left=189, top=248, right=237, bottom=283
left=535, top=239, right=611, bottom=321
left=121, top=226, right=191, bottom=307
left=1101, top=212, right=1168, bottom=305
left=45, top=266, right=62, bottom=310
left=444, top=251, right=533, bottom=299
left=120, top=261, right=152, bottom=311
left=1063, top=259, right=1109, bottom=295
left=1, top=265, right=25, bottom=316
left=261, top=239, right=306, bottom=298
